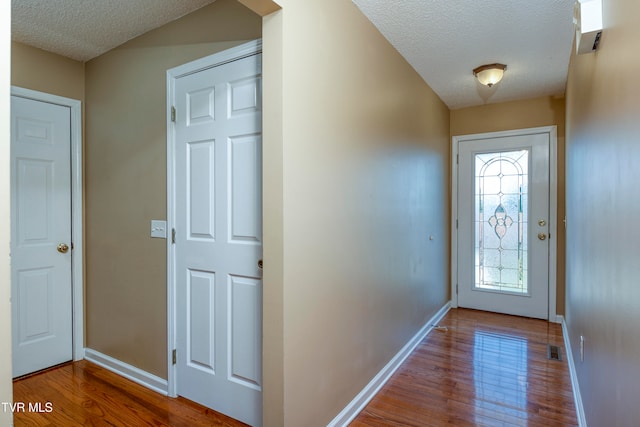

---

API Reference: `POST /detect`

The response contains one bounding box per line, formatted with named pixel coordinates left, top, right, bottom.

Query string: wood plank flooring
left=13, top=308, right=577, bottom=426
left=13, top=360, right=247, bottom=426
left=351, top=308, right=578, bottom=427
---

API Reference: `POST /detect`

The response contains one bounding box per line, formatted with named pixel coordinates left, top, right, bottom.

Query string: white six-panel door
left=173, top=51, right=263, bottom=426
left=10, top=96, right=73, bottom=377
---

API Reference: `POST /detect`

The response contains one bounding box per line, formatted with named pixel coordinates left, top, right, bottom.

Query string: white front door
left=173, top=51, right=263, bottom=426
left=456, top=131, right=551, bottom=319
left=10, top=95, right=73, bottom=377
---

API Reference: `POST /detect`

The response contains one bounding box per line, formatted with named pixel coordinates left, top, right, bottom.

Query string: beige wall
left=11, top=41, right=84, bottom=101
left=450, top=96, right=565, bottom=136
left=237, top=0, right=281, bottom=16
left=261, top=8, right=285, bottom=427
left=450, top=96, right=567, bottom=314
left=84, top=0, right=261, bottom=378
left=565, top=0, right=640, bottom=424
left=1, top=1, right=14, bottom=424
left=262, top=1, right=450, bottom=425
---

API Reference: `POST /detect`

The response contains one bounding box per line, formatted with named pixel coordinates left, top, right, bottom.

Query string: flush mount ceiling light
left=473, top=63, right=507, bottom=87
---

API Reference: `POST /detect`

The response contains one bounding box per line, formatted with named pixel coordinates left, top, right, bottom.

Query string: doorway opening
left=166, top=40, right=263, bottom=427
left=10, top=87, right=84, bottom=377
left=451, top=127, right=558, bottom=321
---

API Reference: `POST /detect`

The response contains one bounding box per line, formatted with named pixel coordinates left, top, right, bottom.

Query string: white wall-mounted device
left=574, top=0, right=603, bottom=54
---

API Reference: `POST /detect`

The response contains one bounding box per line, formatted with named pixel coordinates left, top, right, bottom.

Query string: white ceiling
left=353, top=0, right=576, bottom=109
left=12, top=0, right=218, bottom=62
left=11, top=0, right=576, bottom=109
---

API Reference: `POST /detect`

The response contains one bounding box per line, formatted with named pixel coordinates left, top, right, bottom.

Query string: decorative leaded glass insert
left=475, top=150, right=528, bottom=294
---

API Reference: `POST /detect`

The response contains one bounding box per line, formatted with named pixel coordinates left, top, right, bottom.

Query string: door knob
left=57, top=243, right=70, bottom=253
left=537, top=233, right=547, bottom=241
left=258, top=259, right=263, bottom=269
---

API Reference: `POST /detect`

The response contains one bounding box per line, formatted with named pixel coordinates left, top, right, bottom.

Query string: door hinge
left=456, top=283, right=459, bottom=295
left=172, top=228, right=176, bottom=244
left=456, top=154, right=459, bottom=164
left=456, top=219, right=458, bottom=229
left=171, top=106, right=176, bottom=122
left=172, top=349, right=177, bottom=365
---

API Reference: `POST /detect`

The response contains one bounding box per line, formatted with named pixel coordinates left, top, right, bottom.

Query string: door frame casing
left=165, top=39, right=262, bottom=398
left=450, top=126, right=558, bottom=322
left=10, top=86, right=84, bottom=361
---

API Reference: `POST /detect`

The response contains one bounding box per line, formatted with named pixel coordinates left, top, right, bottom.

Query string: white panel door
left=10, top=96, right=73, bottom=377
left=457, top=132, right=550, bottom=319
left=174, top=53, right=263, bottom=426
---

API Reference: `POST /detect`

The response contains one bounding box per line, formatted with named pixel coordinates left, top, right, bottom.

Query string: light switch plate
left=151, top=220, right=167, bottom=239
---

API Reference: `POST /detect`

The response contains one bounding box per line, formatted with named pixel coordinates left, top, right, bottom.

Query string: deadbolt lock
left=538, top=219, right=547, bottom=227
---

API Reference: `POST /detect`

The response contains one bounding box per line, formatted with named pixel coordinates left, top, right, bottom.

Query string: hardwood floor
left=13, top=360, right=247, bottom=426
left=351, top=308, right=578, bottom=427
left=13, top=309, right=577, bottom=426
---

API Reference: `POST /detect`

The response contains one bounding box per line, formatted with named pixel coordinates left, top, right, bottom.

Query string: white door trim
left=451, top=126, right=558, bottom=322
left=10, top=86, right=84, bottom=360
left=165, top=39, right=262, bottom=398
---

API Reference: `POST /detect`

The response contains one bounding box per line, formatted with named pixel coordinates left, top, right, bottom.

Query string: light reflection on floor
left=474, top=331, right=529, bottom=424
left=351, top=308, right=579, bottom=426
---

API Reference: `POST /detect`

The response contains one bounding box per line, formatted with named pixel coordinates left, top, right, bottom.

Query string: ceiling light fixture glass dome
left=473, top=63, right=507, bottom=87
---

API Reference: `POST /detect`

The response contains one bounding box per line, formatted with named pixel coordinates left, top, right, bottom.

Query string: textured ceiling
left=12, top=0, right=218, bottom=62
left=12, top=0, right=575, bottom=108
left=353, top=0, right=576, bottom=109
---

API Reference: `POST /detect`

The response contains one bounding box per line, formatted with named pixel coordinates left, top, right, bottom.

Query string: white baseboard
left=327, top=301, right=452, bottom=427
left=73, top=347, right=85, bottom=361
left=84, top=348, right=168, bottom=396
left=560, top=316, right=587, bottom=427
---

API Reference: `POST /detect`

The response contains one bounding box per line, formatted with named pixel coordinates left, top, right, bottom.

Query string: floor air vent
left=547, top=344, right=562, bottom=361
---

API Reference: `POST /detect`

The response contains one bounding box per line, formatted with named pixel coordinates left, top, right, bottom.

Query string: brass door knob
left=57, top=243, right=70, bottom=253
left=537, top=233, right=547, bottom=241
